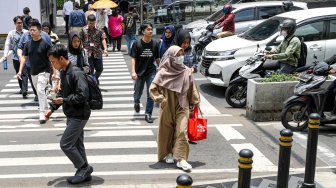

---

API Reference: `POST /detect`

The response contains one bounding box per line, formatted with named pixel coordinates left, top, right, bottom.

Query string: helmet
left=280, top=19, right=296, bottom=35
left=313, top=62, right=329, bottom=76
left=23, top=7, right=30, bottom=14
left=223, top=4, right=232, bottom=14
left=283, top=1, right=293, bottom=12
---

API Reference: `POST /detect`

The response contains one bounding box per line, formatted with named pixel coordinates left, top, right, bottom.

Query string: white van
left=200, top=8, right=336, bottom=87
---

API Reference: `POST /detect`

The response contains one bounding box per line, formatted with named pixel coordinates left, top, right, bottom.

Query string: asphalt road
left=0, top=37, right=335, bottom=187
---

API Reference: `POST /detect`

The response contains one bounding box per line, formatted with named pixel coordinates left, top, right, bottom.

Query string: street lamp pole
left=140, top=0, right=144, bottom=25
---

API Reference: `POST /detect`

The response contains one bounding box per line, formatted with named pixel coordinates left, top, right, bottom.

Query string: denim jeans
left=125, top=33, right=137, bottom=55
left=134, top=74, right=155, bottom=114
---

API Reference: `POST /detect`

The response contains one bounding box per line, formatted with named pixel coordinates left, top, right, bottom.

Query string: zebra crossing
left=0, top=52, right=334, bottom=186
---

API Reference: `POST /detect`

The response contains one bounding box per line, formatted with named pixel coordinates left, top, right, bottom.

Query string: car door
left=234, top=8, right=256, bottom=34
left=294, top=20, right=326, bottom=64
left=324, top=19, right=336, bottom=62
left=256, top=6, right=283, bottom=25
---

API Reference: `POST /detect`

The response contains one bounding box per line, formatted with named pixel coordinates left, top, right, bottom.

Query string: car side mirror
left=265, top=46, right=272, bottom=51
left=275, top=35, right=284, bottom=44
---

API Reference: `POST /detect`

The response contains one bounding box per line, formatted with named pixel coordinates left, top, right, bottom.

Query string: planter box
left=246, top=77, right=335, bottom=121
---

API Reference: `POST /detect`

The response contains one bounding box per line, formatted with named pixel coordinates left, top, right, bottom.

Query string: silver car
left=186, top=1, right=308, bottom=44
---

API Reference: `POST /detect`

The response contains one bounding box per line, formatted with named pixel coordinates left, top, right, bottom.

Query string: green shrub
left=262, top=72, right=298, bottom=82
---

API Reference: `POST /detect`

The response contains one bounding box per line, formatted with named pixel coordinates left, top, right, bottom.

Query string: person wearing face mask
left=171, top=29, right=197, bottom=73
left=149, top=45, right=200, bottom=172
left=264, top=19, right=301, bottom=74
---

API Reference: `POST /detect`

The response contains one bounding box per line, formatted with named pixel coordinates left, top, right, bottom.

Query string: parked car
left=186, top=1, right=308, bottom=45
left=200, top=7, right=336, bottom=87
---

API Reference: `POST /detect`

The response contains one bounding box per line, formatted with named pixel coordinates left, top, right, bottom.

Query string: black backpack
left=85, top=74, right=103, bottom=110
left=288, top=36, right=307, bottom=67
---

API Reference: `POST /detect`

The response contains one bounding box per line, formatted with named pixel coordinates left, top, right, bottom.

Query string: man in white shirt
left=62, top=0, right=74, bottom=34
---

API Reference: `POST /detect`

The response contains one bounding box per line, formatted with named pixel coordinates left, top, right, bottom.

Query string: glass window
left=235, top=8, right=255, bottom=23
left=258, top=6, right=283, bottom=20
left=328, top=20, right=336, bottom=39
left=291, top=6, right=305, bottom=11
left=295, top=21, right=324, bottom=42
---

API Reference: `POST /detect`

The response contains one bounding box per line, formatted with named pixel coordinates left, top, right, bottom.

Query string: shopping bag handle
left=194, top=106, right=203, bottom=119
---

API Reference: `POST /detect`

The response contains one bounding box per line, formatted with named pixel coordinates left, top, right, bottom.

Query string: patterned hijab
left=152, top=46, right=193, bottom=108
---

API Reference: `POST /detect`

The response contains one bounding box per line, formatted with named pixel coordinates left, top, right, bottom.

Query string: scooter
left=224, top=46, right=313, bottom=108
left=281, top=60, right=335, bottom=131
left=194, top=24, right=217, bottom=62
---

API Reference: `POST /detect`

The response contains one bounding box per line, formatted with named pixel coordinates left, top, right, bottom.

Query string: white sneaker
left=165, top=153, right=174, bottom=164
left=176, top=160, right=192, bottom=171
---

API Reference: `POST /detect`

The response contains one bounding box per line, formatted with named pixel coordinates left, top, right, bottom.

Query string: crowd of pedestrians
left=1, top=1, right=202, bottom=185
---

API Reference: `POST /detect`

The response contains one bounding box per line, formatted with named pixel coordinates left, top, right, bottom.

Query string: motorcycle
left=281, top=60, right=335, bottom=131
left=225, top=46, right=313, bottom=108
left=194, top=24, right=217, bottom=62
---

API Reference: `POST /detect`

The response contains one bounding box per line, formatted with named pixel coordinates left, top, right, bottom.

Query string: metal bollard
left=301, top=113, right=320, bottom=188
left=277, top=129, right=293, bottom=188
left=176, top=174, right=193, bottom=188
left=238, top=149, right=253, bottom=188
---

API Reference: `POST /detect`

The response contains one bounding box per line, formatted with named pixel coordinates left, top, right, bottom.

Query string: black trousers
left=65, top=15, right=70, bottom=33
left=111, top=34, right=122, bottom=50
left=13, top=59, right=28, bottom=92
left=26, top=66, right=37, bottom=96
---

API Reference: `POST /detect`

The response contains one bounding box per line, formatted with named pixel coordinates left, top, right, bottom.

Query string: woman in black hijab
left=67, top=31, right=90, bottom=73
left=171, top=29, right=197, bottom=73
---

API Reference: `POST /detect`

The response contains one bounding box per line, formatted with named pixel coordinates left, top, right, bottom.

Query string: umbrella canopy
left=91, top=0, right=118, bottom=9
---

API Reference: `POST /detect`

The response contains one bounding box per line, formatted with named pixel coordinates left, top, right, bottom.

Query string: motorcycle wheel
left=195, top=45, right=203, bottom=62
left=281, top=102, right=312, bottom=131
left=225, top=83, right=247, bottom=108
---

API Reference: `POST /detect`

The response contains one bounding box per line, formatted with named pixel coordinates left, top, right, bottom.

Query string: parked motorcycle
left=194, top=24, right=217, bottom=62
left=225, top=46, right=313, bottom=108
left=281, top=61, right=335, bottom=131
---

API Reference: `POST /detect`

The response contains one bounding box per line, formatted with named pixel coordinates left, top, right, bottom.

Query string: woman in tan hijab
left=150, top=45, right=200, bottom=171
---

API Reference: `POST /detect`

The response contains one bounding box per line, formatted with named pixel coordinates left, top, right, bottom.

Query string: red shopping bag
left=188, top=106, right=207, bottom=141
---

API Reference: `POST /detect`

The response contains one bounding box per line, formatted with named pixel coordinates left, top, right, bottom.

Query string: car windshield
left=239, top=16, right=287, bottom=41
left=205, top=8, right=236, bottom=21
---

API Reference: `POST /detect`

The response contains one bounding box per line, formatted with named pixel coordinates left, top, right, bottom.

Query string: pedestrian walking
left=123, top=7, right=139, bottom=55
left=171, top=29, right=197, bottom=73
left=17, top=20, right=53, bottom=124
left=108, top=10, right=123, bottom=52
left=131, top=23, right=160, bottom=123
left=42, top=22, right=60, bottom=45
left=63, top=0, right=74, bottom=34
left=96, top=9, right=109, bottom=44
left=158, top=25, right=176, bottom=58
left=79, top=14, right=108, bottom=85
left=46, top=44, right=93, bottom=184
left=68, top=2, right=87, bottom=33
left=149, top=45, right=200, bottom=171
left=85, top=4, right=96, bottom=21
left=22, top=7, right=31, bottom=30
left=83, top=0, right=94, bottom=13
left=68, top=31, right=90, bottom=72
left=17, top=18, right=53, bottom=102
left=2, top=16, right=29, bottom=98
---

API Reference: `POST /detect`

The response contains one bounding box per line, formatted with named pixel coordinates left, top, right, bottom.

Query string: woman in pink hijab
left=150, top=46, right=200, bottom=171
left=108, top=10, right=123, bottom=51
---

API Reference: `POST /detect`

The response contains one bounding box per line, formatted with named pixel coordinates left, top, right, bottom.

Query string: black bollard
left=176, top=174, right=193, bottom=188
left=301, top=113, right=320, bottom=188
left=238, top=149, right=254, bottom=188
left=277, top=129, right=293, bottom=188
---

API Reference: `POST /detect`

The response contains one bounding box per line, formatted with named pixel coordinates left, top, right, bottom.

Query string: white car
left=200, top=7, right=336, bottom=87
left=186, top=1, right=308, bottom=45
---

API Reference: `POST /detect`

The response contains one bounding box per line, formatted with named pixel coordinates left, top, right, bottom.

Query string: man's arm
left=218, top=13, right=234, bottom=28
left=102, top=38, right=108, bottom=57
left=131, top=57, right=137, bottom=80
left=2, top=31, right=12, bottom=60
left=325, top=54, right=336, bottom=65
left=68, top=13, right=73, bottom=32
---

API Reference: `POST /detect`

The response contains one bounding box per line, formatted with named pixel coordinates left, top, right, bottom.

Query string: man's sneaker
left=34, top=96, right=38, bottom=102
left=176, top=160, right=192, bottom=171
left=39, top=120, right=46, bottom=124
left=69, top=165, right=93, bottom=184
left=134, top=103, right=140, bottom=113
left=22, top=90, right=28, bottom=98
left=165, top=153, right=174, bottom=164
left=145, top=114, right=153, bottom=123
left=19, top=90, right=22, bottom=94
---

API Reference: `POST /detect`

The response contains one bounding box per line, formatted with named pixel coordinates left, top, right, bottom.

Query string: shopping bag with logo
left=188, top=106, right=207, bottom=141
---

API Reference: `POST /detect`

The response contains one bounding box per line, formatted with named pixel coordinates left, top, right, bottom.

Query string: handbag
left=188, top=106, right=207, bottom=141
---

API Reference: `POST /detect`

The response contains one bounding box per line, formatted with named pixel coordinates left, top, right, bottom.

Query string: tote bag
left=188, top=106, right=207, bottom=141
